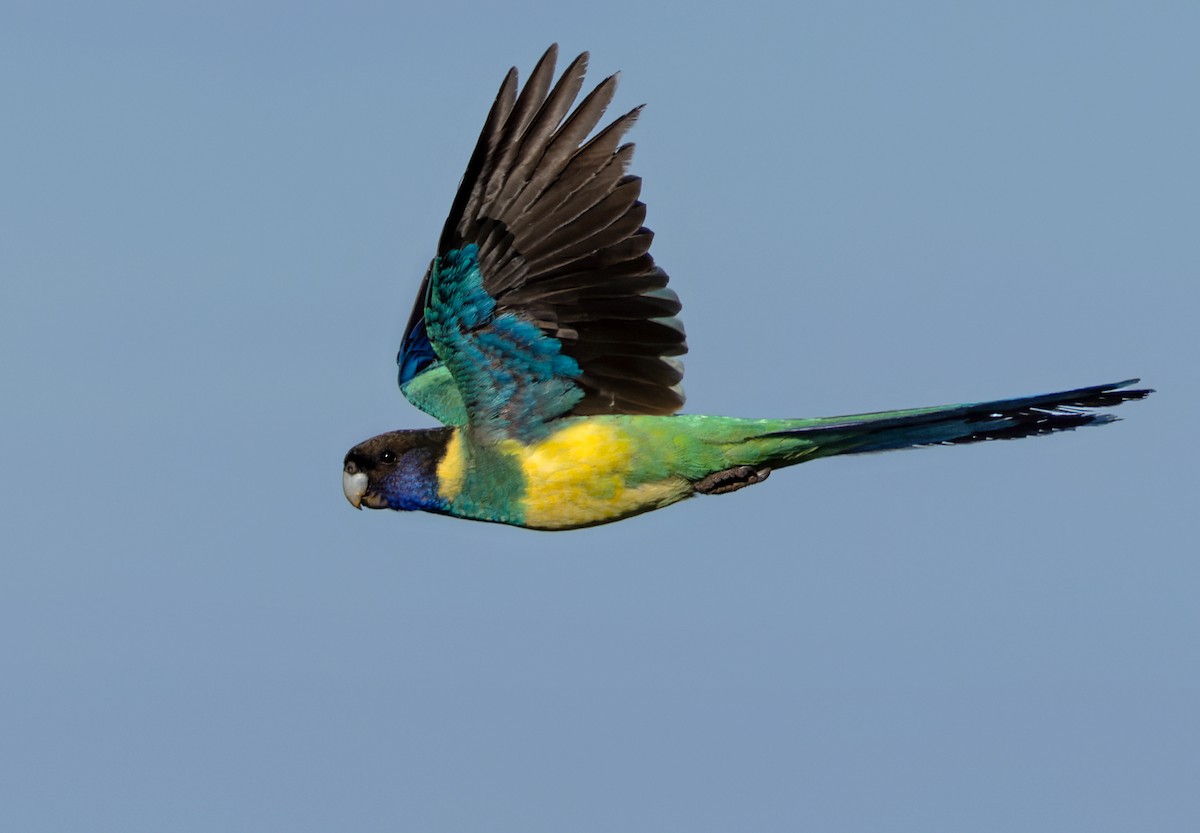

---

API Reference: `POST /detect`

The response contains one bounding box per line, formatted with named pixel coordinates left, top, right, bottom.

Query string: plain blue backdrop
left=2, top=2, right=1195, bottom=831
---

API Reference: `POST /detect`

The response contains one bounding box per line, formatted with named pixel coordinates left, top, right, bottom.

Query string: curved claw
left=693, top=466, right=772, bottom=495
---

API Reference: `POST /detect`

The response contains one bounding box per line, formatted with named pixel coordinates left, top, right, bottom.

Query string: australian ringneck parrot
left=342, top=45, right=1151, bottom=531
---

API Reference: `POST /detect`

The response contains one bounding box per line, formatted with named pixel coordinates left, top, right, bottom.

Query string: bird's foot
left=694, top=465, right=772, bottom=495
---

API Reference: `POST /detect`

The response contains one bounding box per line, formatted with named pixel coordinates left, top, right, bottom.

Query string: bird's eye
left=380, top=450, right=396, bottom=464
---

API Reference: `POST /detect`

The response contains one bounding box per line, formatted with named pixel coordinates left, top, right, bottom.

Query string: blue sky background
left=2, top=2, right=1195, bottom=831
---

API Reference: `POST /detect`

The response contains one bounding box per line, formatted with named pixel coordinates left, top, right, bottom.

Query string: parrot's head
left=342, top=428, right=451, bottom=511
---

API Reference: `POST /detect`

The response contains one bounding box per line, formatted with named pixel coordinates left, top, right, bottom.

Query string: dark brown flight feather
left=425, top=43, right=687, bottom=416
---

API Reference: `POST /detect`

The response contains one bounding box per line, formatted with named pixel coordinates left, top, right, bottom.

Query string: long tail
left=767, top=378, right=1153, bottom=460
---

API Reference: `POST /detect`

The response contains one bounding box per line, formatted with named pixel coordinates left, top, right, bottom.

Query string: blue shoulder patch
left=397, top=267, right=439, bottom=387
left=424, top=245, right=583, bottom=439
left=397, top=316, right=437, bottom=386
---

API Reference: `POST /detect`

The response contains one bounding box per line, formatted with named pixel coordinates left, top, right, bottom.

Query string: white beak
left=343, top=470, right=369, bottom=509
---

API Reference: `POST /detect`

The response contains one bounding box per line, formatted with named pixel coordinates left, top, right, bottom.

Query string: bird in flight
left=343, top=45, right=1150, bottom=530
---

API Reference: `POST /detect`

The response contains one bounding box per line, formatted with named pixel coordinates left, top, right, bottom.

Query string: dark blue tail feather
left=777, top=379, right=1152, bottom=457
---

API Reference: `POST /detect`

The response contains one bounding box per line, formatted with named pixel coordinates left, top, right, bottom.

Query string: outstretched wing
left=397, top=45, right=687, bottom=436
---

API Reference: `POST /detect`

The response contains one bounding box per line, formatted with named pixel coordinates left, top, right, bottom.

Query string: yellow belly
left=516, top=421, right=691, bottom=530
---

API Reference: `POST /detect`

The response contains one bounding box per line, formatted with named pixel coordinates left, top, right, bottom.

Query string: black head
left=342, top=428, right=452, bottom=510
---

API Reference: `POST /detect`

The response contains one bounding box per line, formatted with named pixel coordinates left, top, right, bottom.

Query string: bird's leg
left=693, top=465, right=772, bottom=495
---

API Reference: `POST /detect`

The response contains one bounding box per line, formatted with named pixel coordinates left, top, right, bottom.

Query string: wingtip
left=533, top=43, right=560, bottom=74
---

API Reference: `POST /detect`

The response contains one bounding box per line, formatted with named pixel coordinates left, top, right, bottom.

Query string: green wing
left=396, top=45, right=687, bottom=430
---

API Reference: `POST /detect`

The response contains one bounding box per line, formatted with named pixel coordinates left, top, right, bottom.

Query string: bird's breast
left=433, top=420, right=691, bottom=529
